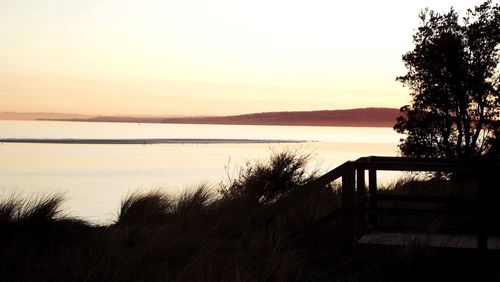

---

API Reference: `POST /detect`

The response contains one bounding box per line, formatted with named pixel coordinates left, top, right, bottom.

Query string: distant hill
left=0, top=112, right=95, bottom=121
left=161, top=108, right=401, bottom=127
left=1, top=108, right=401, bottom=127
left=43, top=107, right=400, bottom=127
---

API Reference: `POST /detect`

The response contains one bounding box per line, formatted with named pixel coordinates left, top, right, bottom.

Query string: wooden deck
left=359, top=232, right=500, bottom=250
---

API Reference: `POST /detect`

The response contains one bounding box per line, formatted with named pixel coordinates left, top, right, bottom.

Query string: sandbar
left=0, top=138, right=308, bottom=145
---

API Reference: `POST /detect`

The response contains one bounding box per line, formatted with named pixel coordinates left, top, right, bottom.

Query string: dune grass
left=1, top=151, right=499, bottom=281
left=0, top=194, right=64, bottom=223
left=0, top=151, right=342, bottom=281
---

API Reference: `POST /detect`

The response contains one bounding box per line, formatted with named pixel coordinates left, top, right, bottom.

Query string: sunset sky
left=0, top=0, right=480, bottom=116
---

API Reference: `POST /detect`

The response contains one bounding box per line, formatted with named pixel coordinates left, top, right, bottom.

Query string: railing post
left=356, top=168, right=366, bottom=236
left=341, top=162, right=356, bottom=254
left=356, top=169, right=366, bottom=205
left=368, top=169, right=377, bottom=230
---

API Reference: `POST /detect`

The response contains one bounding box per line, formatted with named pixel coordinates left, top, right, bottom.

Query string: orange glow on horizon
left=0, top=0, right=477, bottom=116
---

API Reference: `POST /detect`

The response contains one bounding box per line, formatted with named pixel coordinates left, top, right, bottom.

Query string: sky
left=0, top=0, right=487, bottom=116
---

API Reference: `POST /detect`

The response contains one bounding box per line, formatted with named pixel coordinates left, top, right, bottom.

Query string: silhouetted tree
left=394, top=1, right=500, bottom=159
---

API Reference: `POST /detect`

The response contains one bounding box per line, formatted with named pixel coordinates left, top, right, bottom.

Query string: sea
left=0, top=120, right=402, bottom=223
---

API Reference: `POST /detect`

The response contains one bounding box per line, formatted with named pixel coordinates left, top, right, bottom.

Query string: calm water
left=0, top=120, right=401, bottom=223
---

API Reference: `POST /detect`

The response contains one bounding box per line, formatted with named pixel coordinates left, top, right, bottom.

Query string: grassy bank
left=1, top=151, right=342, bottom=281
left=1, top=151, right=500, bottom=281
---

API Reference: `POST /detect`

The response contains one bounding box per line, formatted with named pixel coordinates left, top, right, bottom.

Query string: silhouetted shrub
left=219, top=150, right=317, bottom=205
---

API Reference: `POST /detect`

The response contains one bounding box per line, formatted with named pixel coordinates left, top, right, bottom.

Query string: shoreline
left=0, top=138, right=309, bottom=145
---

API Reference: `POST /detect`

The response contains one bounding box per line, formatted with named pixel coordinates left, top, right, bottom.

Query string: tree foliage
left=394, top=1, right=500, bottom=159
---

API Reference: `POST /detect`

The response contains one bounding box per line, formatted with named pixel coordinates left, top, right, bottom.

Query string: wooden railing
left=255, top=156, right=500, bottom=253
left=352, top=157, right=498, bottom=251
